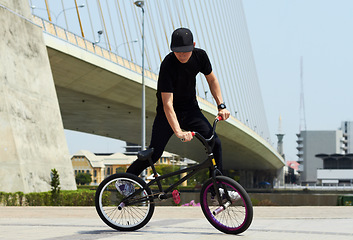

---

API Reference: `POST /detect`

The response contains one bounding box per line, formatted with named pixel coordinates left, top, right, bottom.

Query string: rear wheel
left=95, top=173, right=154, bottom=231
left=200, top=176, right=253, bottom=234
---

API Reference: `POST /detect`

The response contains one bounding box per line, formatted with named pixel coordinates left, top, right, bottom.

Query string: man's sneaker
left=115, top=180, right=135, bottom=196
left=210, top=188, right=240, bottom=204
left=219, top=188, right=240, bottom=201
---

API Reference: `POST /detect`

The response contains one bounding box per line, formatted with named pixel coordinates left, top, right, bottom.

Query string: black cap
left=170, top=28, right=194, bottom=52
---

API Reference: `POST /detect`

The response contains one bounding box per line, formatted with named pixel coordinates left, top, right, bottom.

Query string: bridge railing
left=32, top=15, right=158, bottom=82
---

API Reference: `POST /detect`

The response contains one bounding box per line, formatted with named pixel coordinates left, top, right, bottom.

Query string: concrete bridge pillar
left=0, top=0, right=76, bottom=193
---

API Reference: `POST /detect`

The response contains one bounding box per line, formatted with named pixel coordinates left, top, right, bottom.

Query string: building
left=284, top=161, right=300, bottom=184
left=296, top=130, right=346, bottom=185
left=71, top=150, right=193, bottom=185
left=315, top=153, right=353, bottom=185
left=340, top=121, right=353, bottom=152
left=71, top=150, right=136, bottom=185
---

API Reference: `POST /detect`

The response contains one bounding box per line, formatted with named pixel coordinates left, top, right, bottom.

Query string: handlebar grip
left=217, top=116, right=223, bottom=121
left=180, top=132, right=195, bottom=142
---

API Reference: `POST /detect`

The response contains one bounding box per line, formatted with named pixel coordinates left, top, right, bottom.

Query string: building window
left=86, top=170, right=90, bottom=174
left=324, top=158, right=337, bottom=169
left=339, top=158, right=352, bottom=169
left=94, top=170, right=97, bottom=177
left=107, top=168, right=111, bottom=175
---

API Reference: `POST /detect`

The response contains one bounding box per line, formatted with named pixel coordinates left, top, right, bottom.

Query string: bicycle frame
left=122, top=116, right=224, bottom=205
left=147, top=152, right=215, bottom=197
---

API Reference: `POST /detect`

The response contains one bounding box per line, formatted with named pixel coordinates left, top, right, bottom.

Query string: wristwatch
left=218, top=103, right=226, bottom=110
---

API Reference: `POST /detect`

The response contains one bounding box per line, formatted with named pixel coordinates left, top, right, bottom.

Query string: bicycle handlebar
left=181, top=116, right=223, bottom=153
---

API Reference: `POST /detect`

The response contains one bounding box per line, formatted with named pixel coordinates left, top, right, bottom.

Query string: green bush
left=0, top=192, right=25, bottom=206
left=0, top=189, right=97, bottom=206
left=25, top=192, right=52, bottom=206
left=59, top=190, right=95, bottom=206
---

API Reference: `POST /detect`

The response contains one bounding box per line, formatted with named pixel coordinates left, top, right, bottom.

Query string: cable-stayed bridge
left=0, top=0, right=284, bottom=192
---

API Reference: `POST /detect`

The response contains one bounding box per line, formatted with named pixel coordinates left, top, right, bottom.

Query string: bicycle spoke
left=96, top=174, right=154, bottom=231
left=200, top=176, right=253, bottom=234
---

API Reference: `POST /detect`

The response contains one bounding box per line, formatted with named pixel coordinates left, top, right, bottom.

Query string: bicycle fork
left=211, top=177, right=232, bottom=216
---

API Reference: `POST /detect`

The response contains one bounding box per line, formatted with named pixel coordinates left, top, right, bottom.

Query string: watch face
left=218, top=103, right=226, bottom=109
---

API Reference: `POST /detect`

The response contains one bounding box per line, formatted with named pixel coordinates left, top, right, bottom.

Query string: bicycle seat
left=137, top=148, right=154, bottom=161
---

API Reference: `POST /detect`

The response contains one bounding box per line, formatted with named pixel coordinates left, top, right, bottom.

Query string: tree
left=75, top=173, right=92, bottom=185
left=154, top=165, right=180, bottom=185
left=51, top=168, right=61, bottom=205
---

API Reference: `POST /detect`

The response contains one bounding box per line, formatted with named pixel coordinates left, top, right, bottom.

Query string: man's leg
left=126, top=113, right=174, bottom=176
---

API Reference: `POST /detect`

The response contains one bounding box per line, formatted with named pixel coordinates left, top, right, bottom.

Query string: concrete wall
left=155, top=192, right=341, bottom=206
left=249, top=193, right=339, bottom=206
left=301, top=131, right=342, bottom=184
left=0, top=0, right=76, bottom=193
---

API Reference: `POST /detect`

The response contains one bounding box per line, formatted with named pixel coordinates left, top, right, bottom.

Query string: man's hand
left=218, top=109, right=230, bottom=121
left=176, top=131, right=193, bottom=142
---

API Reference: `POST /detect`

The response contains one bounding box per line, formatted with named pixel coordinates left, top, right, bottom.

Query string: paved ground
left=0, top=206, right=353, bottom=240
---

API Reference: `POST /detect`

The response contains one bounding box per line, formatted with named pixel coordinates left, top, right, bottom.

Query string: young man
left=126, top=27, right=230, bottom=177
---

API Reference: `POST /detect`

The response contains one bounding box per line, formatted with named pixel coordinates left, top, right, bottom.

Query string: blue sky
left=63, top=0, right=353, bottom=160
left=242, top=0, right=353, bottom=160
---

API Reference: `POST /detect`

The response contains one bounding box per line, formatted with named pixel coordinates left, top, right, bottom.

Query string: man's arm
left=205, top=71, right=231, bottom=120
left=161, top=92, right=193, bottom=142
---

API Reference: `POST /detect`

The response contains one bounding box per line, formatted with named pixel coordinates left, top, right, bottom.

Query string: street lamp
left=31, top=5, right=55, bottom=21
left=134, top=1, right=145, bottom=153
left=31, top=4, right=85, bottom=24
left=116, top=39, right=138, bottom=54
left=55, top=4, right=85, bottom=25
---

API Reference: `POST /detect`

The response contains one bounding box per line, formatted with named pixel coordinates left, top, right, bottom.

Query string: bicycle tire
left=95, top=173, right=155, bottom=231
left=200, top=176, right=253, bottom=234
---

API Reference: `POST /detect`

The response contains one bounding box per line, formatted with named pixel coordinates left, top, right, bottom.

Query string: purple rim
left=203, top=181, right=248, bottom=231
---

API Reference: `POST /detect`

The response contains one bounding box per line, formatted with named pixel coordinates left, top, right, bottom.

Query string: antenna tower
left=276, top=115, right=285, bottom=159
left=299, top=57, right=307, bottom=131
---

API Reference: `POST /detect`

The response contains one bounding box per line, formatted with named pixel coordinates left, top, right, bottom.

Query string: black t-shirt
left=157, top=48, right=212, bottom=112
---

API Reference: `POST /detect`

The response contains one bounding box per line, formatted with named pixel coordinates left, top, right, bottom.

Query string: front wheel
left=200, top=176, right=253, bottom=234
left=95, top=173, right=155, bottom=231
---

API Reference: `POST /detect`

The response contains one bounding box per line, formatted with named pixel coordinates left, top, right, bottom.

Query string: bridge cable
left=195, top=0, right=214, bottom=101
left=105, top=0, right=119, bottom=55
left=206, top=0, right=234, bottom=109
left=84, top=0, right=96, bottom=42
left=144, top=3, right=162, bottom=69
left=146, top=2, right=162, bottom=64
left=155, top=0, right=169, bottom=51
left=115, top=0, right=133, bottom=61
left=232, top=0, right=257, bottom=128
left=180, top=0, right=190, bottom=27
left=212, top=0, right=242, bottom=119
left=165, top=0, right=175, bottom=30
left=97, top=0, right=111, bottom=51
left=122, top=0, right=138, bottom=63
left=60, top=0, right=69, bottom=30
left=174, top=0, right=183, bottom=27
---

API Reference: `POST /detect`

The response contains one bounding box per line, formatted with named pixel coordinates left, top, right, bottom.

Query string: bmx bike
left=95, top=116, right=253, bottom=234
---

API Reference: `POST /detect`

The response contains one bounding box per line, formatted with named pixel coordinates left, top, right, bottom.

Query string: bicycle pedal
left=172, top=190, right=181, bottom=204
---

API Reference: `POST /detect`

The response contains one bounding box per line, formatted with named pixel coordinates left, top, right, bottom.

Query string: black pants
left=126, top=108, right=223, bottom=176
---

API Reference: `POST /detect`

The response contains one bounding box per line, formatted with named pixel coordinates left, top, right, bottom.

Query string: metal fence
left=32, top=15, right=158, bottom=82
left=275, top=184, right=353, bottom=191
